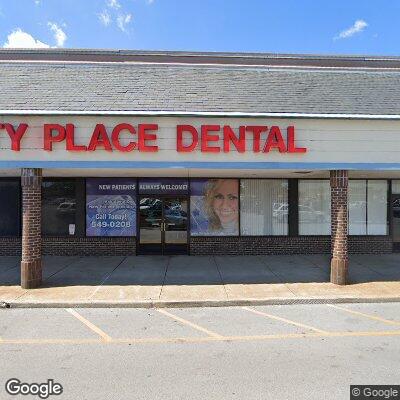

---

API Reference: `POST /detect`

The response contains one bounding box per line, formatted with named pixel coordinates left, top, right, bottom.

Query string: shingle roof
left=1, top=50, right=400, bottom=115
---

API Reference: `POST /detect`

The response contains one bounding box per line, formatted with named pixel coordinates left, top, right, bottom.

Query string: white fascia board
left=0, top=110, right=400, bottom=120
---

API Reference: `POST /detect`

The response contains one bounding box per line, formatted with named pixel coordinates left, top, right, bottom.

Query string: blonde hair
left=204, top=179, right=239, bottom=231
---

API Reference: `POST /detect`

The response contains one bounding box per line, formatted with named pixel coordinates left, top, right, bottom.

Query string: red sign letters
left=0, top=122, right=307, bottom=154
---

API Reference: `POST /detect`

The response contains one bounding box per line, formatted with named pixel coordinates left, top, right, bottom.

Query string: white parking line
left=327, top=304, right=400, bottom=327
left=242, top=306, right=329, bottom=334
left=65, top=309, right=112, bottom=342
left=157, top=309, right=224, bottom=338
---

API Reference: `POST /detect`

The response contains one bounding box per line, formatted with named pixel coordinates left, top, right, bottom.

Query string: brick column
left=21, top=168, right=42, bottom=289
left=330, top=170, right=348, bottom=285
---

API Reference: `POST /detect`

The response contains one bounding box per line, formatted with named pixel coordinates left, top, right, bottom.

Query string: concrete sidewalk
left=1, top=254, right=400, bottom=307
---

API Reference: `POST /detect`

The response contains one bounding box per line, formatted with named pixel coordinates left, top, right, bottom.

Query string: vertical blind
left=392, top=180, right=400, bottom=194
left=240, top=179, right=288, bottom=235
left=367, top=180, right=387, bottom=235
left=348, top=180, right=387, bottom=235
left=298, top=180, right=331, bottom=235
left=348, top=180, right=367, bottom=235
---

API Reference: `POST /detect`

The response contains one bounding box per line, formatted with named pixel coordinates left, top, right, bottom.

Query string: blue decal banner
left=86, top=178, right=136, bottom=236
left=138, top=178, right=189, bottom=195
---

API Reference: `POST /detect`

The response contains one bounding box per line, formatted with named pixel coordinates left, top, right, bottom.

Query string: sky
left=0, top=0, right=398, bottom=55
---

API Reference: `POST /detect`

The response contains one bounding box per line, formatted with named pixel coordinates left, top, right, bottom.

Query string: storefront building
left=1, top=49, right=400, bottom=288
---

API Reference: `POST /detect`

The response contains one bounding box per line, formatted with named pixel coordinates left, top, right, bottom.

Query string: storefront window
left=190, top=179, right=239, bottom=236
left=367, top=181, right=387, bottom=235
left=240, top=179, right=288, bottom=236
left=348, top=180, right=367, bottom=235
left=86, top=178, right=136, bottom=237
left=0, top=180, right=20, bottom=236
left=348, top=180, right=387, bottom=235
left=298, top=180, right=331, bottom=235
left=392, top=180, right=400, bottom=194
left=367, top=180, right=388, bottom=235
left=42, top=180, right=77, bottom=236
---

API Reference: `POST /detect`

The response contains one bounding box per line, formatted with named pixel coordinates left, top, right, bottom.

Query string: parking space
left=335, top=302, right=400, bottom=322
left=1, top=302, right=399, bottom=400
left=1, top=302, right=400, bottom=345
left=167, top=306, right=318, bottom=336
left=75, top=308, right=205, bottom=339
left=0, top=308, right=99, bottom=340
left=251, top=304, right=400, bottom=333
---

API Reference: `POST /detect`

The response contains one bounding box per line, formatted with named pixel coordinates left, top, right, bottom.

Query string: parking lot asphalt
left=1, top=303, right=400, bottom=399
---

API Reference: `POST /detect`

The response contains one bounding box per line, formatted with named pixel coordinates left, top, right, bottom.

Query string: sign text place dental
left=0, top=123, right=307, bottom=154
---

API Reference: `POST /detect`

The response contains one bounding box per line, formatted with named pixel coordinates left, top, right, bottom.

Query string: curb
left=2, top=297, right=400, bottom=309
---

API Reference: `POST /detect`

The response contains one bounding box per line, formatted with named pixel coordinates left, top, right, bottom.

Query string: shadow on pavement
left=1, top=254, right=399, bottom=288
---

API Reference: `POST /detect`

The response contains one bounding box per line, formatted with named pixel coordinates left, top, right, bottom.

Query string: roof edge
left=1, top=49, right=400, bottom=68
left=1, top=110, right=400, bottom=120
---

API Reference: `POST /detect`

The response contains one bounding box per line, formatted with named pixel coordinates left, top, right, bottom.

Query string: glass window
left=299, top=180, right=331, bottom=235
left=240, top=179, right=288, bottom=235
left=348, top=180, right=387, bottom=235
left=190, top=179, right=239, bottom=236
left=86, top=178, right=137, bottom=237
left=348, top=180, right=367, bottom=235
left=42, top=180, right=77, bottom=236
left=392, top=180, right=400, bottom=194
left=367, top=180, right=387, bottom=235
left=0, top=180, right=20, bottom=236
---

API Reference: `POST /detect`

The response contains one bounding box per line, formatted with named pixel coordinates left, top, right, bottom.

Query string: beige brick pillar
left=330, top=170, right=348, bottom=285
left=21, top=168, right=42, bottom=289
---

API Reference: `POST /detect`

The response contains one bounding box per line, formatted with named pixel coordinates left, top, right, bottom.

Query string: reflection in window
left=139, top=197, right=162, bottom=244
left=299, top=180, right=331, bottom=235
left=392, top=180, right=400, bottom=194
left=367, top=181, right=387, bottom=235
left=42, top=180, right=76, bottom=236
left=0, top=180, right=20, bottom=236
left=164, top=198, right=188, bottom=244
left=240, top=179, right=288, bottom=235
left=349, top=180, right=367, bottom=235
left=164, top=198, right=188, bottom=232
left=349, top=180, right=387, bottom=235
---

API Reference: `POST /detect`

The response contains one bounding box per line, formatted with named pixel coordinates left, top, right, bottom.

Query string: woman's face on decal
left=212, top=180, right=239, bottom=225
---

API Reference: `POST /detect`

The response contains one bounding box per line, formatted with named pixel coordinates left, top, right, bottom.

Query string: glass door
left=163, top=197, right=188, bottom=255
left=139, top=197, right=163, bottom=254
left=138, top=196, right=188, bottom=255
